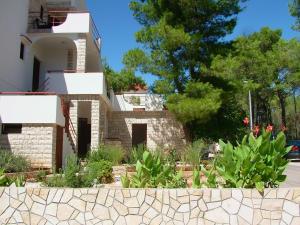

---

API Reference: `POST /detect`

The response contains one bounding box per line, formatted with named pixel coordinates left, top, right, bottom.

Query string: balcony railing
left=28, top=10, right=101, bottom=44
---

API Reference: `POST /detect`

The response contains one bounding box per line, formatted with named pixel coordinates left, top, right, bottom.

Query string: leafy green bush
left=45, top=173, right=65, bottom=187
left=0, top=150, right=30, bottom=173
left=84, top=160, right=113, bottom=186
left=64, top=155, right=82, bottom=188
left=9, top=175, right=25, bottom=187
left=36, top=170, right=47, bottom=182
left=0, top=169, right=9, bottom=186
left=127, top=144, right=146, bottom=164
left=122, top=151, right=186, bottom=188
left=181, top=139, right=208, bottom=169
left=206, top=131, right=290, bottom=191
left=88, top=145, right=125, bottom=165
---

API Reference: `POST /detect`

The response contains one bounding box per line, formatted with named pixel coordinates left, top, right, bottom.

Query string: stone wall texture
left=108, top=111, right=186, bottom=151
left=1, top=187, right=299, bottom=225
left=0, top=125, right=56, bottom=169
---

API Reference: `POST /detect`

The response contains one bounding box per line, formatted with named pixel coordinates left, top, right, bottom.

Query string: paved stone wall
left=0, top=187, right=299, bottom=225
left=0, top=125, right=56, bottom=169
left=108, top=111, right=186, bottom=150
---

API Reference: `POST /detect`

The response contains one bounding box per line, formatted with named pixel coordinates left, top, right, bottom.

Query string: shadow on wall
left=107, top=112, right=131, bottom=152
left=148, top=113, right=186, bottom=150
left=0, top=115, right=13, bottom=153
left=145, top=95, right=165, bottom=110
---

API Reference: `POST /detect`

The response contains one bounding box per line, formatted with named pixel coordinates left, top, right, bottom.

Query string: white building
left=0, top=0, right=186, bottom=171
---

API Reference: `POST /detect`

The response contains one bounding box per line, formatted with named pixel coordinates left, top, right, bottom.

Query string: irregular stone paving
left=0, top=186, right=300, bottom=225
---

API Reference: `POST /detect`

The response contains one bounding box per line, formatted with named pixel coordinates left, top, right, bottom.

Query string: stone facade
left=74, top=38, right=87, bottom=72
left=0, top=125, right=56, bottom=169
left=108, top=111, right=186, bottom=150
left=0, top=186, right=300, bottom=224
left=62, top=95, right=108, bottom=151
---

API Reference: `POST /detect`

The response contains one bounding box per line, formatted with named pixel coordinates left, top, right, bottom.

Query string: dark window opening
left=1, top=124, right=22, bottom=134
left=20, top=42, right=25, bottom=60
left=40, top=6, right=44, bottom=20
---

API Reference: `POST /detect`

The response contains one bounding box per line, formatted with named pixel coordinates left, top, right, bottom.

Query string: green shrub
left=211, top=131, right=290, bottom=191
left=181, top=139, right=208, bottom=169
left=36, top=170, right=47, bottom=182
left=127, top=144, right=146, bottom=164
left=0, top=169, right=9, bottom=186
left=88, top=145, right=125, bottom=165
left=0, top=150, right=30, bottom=173
left=122, top=151, right=187, bottom=188
left=9, top=175, right=25, bottom=187
left=45, top=173, right=65, bottom=187
left=84, top=160, right=113, bottom=186
left=64, top=155, right=82, bottom=188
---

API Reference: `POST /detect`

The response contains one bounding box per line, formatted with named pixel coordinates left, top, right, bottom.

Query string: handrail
left=38, top=77, right=50, bottom=91
left=60, top=98, right=77, bottom=151
left=47, top=69, right=78, bottom=73
left=0, top=92, right=56, bottom=95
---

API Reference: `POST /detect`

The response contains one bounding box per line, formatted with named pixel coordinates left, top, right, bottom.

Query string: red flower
left=281, top=124, right=287, bottom=132
left=266, top=124, right=273, bottom=132
left=243, top=117, right=249, bottom=126
left=253, top=125, right=260, bottom=136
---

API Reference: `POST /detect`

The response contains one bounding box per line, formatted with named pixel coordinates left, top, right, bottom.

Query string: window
left=1, top=124, right=22, bottom=134
left=20, top=42, right=25, bottom=60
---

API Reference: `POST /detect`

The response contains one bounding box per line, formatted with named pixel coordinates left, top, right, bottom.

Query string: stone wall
left=108, top=111, right=186, bottom=150
left=0, top=124, right=56, bottom=169
left=62, top=95, right=108, bottom=151
left=0, top=186, right=299, bottom=225
left=74, top=37, right=87, bottom=72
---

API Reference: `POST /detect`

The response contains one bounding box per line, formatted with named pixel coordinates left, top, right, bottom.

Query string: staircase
left=61, top=99, right=77, bottom=153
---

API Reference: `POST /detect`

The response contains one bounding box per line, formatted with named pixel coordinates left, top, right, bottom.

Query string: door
left=55, top=126, right=63, bottom=172
left=132, top=124, right=147, bottom=148
left=32, top=57, right=40, bottom=92
left=78, top=118, right=91, bottom=158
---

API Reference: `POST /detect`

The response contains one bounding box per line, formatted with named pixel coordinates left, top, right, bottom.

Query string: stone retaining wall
left=0, top=125, right=56, bottom=169
left=0, top=186, right=300, bottom=225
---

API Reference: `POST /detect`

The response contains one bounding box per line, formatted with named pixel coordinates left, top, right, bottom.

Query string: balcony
left=0, top=94, right=65, bottom=126
left=28, top=10, right=101, bottom=49
left=43, top=71, right=107, bottom=96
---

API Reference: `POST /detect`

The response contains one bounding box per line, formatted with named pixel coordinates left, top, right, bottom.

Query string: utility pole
left=249, top=90, right=253, bottom=130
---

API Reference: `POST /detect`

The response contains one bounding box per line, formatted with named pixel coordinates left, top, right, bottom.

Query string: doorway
left=55, top=126, right=63, bottom=171
left=32, top=57, right=40, bottom=92
left=78, top=118, right=91, bottom=158
left=132, top=124, right=147, bottom=148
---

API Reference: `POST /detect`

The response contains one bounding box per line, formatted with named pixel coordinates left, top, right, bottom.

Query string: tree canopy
left=124, top=0, right=247, bottom=140
left=289, top=0, right=300, bottom=30
left=211, top=27, right=300, bottom=136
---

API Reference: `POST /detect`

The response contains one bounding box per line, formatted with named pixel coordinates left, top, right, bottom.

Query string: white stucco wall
left=0, top=0, right=33, bottom=92
left=53, top=13, right=90, bottom=34
left=113, top=93, right=165, bottom=111
left=0, top=95, right=65, bottom=126
left=46, top=72, right=106, bottom=95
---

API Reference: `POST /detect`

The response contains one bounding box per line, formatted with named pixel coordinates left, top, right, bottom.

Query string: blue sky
left=87, top=0, right=299, bottom=85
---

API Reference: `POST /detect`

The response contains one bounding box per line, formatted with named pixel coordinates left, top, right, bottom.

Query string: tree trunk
left=277, top=90, right=287, bottom=126
left=183, top=124, right=192, bottom=143
left=293, top=90, right=298, bottom=139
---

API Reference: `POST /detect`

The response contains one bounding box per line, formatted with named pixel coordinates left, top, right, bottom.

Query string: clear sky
left=87, top=0, right=299, bottom=85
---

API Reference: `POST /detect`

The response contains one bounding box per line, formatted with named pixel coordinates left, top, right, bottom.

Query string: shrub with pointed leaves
left=213, top=131, right=290, bottom=191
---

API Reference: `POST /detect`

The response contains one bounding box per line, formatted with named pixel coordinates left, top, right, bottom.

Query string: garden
left=0, top=127, right=291, bottom=193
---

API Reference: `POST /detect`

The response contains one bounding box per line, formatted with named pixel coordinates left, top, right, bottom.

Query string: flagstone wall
left=0, top=186, right=299, bottom=225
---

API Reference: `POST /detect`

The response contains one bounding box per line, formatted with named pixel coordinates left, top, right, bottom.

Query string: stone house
left=0, top=0, right=185, bottom=171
